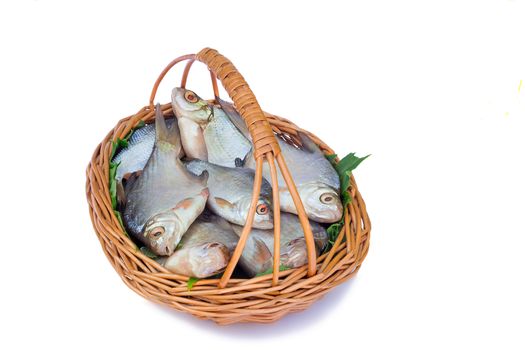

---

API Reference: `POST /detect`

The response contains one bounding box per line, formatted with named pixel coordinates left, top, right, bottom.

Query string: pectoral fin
left=253, top=237, right=273, bottom=265
left=155, top=103, right=182, bottom=153
left=214, top=197, right=235, bottom=209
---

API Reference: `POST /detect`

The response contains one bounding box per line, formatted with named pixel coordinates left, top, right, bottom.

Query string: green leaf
left=325, top=153, right=338, bottom=166
left=342, top=191, right=352, bottom=207
left=140, top=246, right=158, bottom=259
left=337, top=153, right=369, bottom=206
left=109, top=161, right=119, bottom=209
left=327, top=219, right=344, bottom=244
left=135, top=120, right=146, bottom=129
left=113, top=210, right=129, bottom=238
left=335, top=153, right=370, bottom=176
left=324, top=152, right=369, bottom=251
left=255, top=265, right=289, bottom=277
left=187, top=277, right=199, bottom=291
left=116, top=138, right=128, bottom=148
left=110, top=141, right=118, bottom=160
left=340, top=170, right=352, bottom=205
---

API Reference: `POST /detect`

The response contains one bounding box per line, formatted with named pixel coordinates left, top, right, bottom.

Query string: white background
left=0, top=0, right=524, bottom=349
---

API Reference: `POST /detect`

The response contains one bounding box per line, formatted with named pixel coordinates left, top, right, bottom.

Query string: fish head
left=281, top=237, right=308, bottom=268
left=187, top=242, right=231, bottom=278
left=142, top=188, right=209, bottom=256
left=159, top=241, right=230, bottom=278
left=280, top=183, right=343, bottom=223
left=171, top=88, right=212, bottom=124
left=230, top=196, right=273, bottom=229
left=142, top=210, right=182, bottom=256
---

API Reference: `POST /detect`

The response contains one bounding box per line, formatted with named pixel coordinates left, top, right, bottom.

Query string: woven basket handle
left=149, top=48, right=317, bottom=287
left=195, top=48, right=280, bottom=158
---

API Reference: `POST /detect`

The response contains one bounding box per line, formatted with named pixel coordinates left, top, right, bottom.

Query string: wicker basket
left=85, top=48, right=371, bottom=324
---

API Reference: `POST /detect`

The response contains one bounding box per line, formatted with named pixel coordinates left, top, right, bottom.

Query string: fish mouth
left=147, top=227, right=181, bottom=257
left=164, top=245, right=175, bottom=256
left=307, top=207, right=343, bottom=223
left=303, top=188, right=343, bottom=223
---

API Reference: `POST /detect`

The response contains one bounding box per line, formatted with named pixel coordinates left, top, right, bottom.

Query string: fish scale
left=113, top=119, right=175, bottom=183
left=202, top=107, right=252, bottom=168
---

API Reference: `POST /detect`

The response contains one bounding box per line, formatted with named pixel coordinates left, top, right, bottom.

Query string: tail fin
left=155, top=104, right=181, bottom=154
left=298, top=131, right=322, bottom=154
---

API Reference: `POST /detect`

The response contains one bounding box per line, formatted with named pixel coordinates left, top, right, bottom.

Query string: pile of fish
left=113, top=88, right=343, bottom=278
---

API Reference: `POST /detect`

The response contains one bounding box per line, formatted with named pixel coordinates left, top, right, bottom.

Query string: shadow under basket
left=85, top=48, right=371, bottom=325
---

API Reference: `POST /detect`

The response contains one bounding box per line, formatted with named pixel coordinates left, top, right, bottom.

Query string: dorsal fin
left=155, top=104, right=181, bottom=155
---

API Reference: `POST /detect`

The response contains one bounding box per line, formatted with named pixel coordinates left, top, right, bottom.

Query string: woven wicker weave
left=85, top=48, right=371, bottom=324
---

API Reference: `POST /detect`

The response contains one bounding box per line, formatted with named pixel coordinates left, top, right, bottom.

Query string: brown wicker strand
left=149, top=54, right=195, bottom=110
left=266, top=152, right=281, bottom=286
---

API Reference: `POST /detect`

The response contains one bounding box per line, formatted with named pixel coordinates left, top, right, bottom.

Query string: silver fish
left=171, top=88, right=252, bottom=167
left=230, top=213, right=328, bottom=277
left=266, top=134, right=342, bottom=223
left=112, top=119, right=177, bottom=204
left=185, top=159, right=273, bottom=229
left=112, top=120, right=177, bottom=182
left=218, top=98, right=342, bottom=223
left=123, top=104, right=209, bottom=256
left=156, top=213, right=238, bottom=278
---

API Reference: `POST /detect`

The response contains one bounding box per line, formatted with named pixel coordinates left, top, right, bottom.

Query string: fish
left=218, top=98, right=342, bottom=223
left=112, top=119, right=177, bottom=204
left=156, top=213, right=238, bottom=278
left=185, top=159, right=273, bottom=229
left=123, top=104, right=209, bottom=256
left=171, top=88, right=252, bottom=167
left=251, top=133, right=342, bottom=223
left=269, top=133, right=343, bottom=224
left=229, top=213, right=328, bottom=277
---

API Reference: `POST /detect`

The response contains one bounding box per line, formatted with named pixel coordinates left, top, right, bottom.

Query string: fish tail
left=298, top=131, right=322, bottom=154
left=155, top=104, right=182, bottom=154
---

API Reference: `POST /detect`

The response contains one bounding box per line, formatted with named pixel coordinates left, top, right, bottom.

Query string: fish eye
left=184, top=91, right=198, bottom=103
left=149, top=226, right=165, bottom=238
left=256, top=203, right=269, bottom=215
left=320, top=193, right=335, bottom=204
